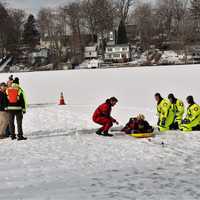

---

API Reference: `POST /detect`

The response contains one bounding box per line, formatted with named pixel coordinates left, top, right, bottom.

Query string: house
left=104, top=44, right=131, bottom=62
left=29, top=48, right=49, bottom=66
left=84, top=45, right=98, bottom=59
left=187, top=45, right=200, bottom=63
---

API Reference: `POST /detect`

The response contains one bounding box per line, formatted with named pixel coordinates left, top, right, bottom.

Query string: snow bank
left=160, top=51, right=183, bottom=65
left=78, top=59, right=103, bottom=69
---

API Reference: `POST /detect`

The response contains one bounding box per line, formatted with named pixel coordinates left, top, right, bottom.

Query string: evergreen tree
left=117, top=20, right=128, bottom=44
left=23, top=14, right=40, bottom=49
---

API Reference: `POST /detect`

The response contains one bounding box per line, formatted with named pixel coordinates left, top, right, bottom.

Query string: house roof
left=106, top=44, right=130, bottom=48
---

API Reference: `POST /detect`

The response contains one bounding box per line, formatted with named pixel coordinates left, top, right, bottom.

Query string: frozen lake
left=0, top=65, right=200, bottom=199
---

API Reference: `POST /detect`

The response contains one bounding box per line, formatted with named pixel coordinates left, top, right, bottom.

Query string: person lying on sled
left=122, top=114, right=154, bottom=134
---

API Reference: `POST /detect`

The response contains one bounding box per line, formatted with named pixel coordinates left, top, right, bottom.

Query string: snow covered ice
left=0, top=65, right=200, bottom=199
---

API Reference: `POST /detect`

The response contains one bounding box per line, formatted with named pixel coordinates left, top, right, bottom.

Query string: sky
left=2, top=0, right=153, bottom=16
left=2, top=0, right=73, bottom=15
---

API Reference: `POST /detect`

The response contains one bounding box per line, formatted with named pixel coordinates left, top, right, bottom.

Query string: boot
left=103, top=131, right=113, bottom=137
left=96, top=129, right=102, bottom=135
left=17, top=136, right=27, bottom=141
left=11, top=134, right=16, bottom=140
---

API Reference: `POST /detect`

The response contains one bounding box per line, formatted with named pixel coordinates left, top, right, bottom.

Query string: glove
left=161, top=118, right=166, bottom=126
left=112, top=118, right=118, bottom=124
left=22, top=109, right=26, bottom=114
left=182, top=119, right=190, bottom=124
left=115, top=121, right=119, bottom=125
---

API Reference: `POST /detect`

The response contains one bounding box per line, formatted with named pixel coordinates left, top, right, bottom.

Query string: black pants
left=8, top=111, right=24, bottom=137
left=5, top=126, right=11, bottom=137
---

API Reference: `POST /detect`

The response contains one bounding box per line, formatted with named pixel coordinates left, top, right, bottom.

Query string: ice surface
left=0, top=65, right=200, bottom=199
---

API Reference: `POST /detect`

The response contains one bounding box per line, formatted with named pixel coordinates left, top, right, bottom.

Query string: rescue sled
left=129, top=132, right=155, bottom=138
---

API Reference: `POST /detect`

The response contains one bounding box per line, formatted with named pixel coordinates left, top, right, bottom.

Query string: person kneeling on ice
left=155, top=93, right=174, bottom=132
left=122, top=114, right=153, bottom=134
left=180, top=96, right=200, bottom=131
left=93, top=97, right=119, bottom=137
left=168, top=93, right=184, bottom=130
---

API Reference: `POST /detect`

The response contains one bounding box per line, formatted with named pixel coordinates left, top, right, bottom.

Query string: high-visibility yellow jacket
left=172, top=99, right=184, bottom=123
left=185, top=103, right=200, bottom=123
left=157, top=98, right=173, bottom=119
left=180, top=103, right=200, bottom=131
left=157, top=98, right=174, bottom=131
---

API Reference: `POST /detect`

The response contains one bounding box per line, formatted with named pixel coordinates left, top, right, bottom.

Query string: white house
left=84, top=45, right=98, bottom=59
left=104, top=44, right=131, bottom=62
left=29, top=48, right=49, bottom=65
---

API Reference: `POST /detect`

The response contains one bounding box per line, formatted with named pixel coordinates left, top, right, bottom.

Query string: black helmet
left=155, top=93, right=161, bottom=98
left=168, top=93, right=175, bottom=99
left=13, top=77, right=19, bottom=84
left=9, top=75, right=13, bottom=81
left=110, top=97, right=118, bottom=102
left=186, top=96, right=194, bottom=104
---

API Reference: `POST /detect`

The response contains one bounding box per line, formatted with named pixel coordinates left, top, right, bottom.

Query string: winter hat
left=168, top=93, right=175, bottom=99
left=9, top=75, right=13, bottom=81
left=13, top=77, right=19, bottom=84
left=186, top=96, right=194, bottom=104
left=155, top=93, right=161, bottom=98
left=0, top=82, right=7, bottom=87
left=110, top=97, right=118, bottom=102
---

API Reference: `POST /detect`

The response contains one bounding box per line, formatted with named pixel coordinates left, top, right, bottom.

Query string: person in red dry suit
left=92, top=97, right=119, bottom=137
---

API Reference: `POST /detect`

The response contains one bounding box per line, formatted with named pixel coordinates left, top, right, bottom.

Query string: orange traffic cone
left=59, top=92, right=66, bottom=105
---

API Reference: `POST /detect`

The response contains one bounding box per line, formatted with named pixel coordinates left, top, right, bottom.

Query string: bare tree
left=81, top=0, right=115, bottom=58
left=155, top=0, right=174, bottom=39
left=0, top=2, right=18, bottom=56
left=115, top=0, right=135, bottom=22
left=81, top=0, right=115, bottom=40
left=9, top=9, right=26, bottom=45
left=172, top=0, right=189, bottom=35
left=38, top=8, right=66, bottom=67
left=61, top=2, right=82, bottom=57
left=134, top=2, right=155, bottom=50
left=81, top=0, right=97, bottom=43
left=190, top=0, right=200, bottom=41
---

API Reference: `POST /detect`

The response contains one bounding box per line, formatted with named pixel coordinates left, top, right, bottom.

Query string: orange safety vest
left=6, top=87, right=20, bottom=103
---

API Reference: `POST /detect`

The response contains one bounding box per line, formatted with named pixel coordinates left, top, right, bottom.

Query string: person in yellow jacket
left=168, top=93, right=184, bottom=129
left=155, top=93, right=174, bottom=131
left=180, top=96, right=200, bottom=132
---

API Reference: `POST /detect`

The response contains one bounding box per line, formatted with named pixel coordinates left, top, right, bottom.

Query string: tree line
left=0, top=0, right=200, bottom=67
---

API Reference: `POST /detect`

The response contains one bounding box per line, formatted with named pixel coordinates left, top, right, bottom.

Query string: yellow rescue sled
left=129, top=132, right=155, bottom=138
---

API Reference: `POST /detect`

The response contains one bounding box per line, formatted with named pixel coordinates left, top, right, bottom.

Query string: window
left=115, top=47, right=120, bottom=51
left=107, top=48, right=112, bottom=52
left=113, top=54, right=120, bottom=58
left=122, top=47, right=127, bottom=51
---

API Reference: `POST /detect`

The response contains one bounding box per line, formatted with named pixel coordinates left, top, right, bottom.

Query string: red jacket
left=93, top=100, right=116, bottom=122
